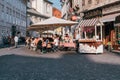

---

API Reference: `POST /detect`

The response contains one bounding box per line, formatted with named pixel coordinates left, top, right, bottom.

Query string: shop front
left=100, top=13, right=120, bottom=50
left=101, top=1, right=120, bottom=50
left=113, top=15, right=120, bottom=50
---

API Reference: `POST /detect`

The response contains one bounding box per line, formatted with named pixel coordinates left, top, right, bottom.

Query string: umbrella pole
left=47, top=30, right=48, bottom=37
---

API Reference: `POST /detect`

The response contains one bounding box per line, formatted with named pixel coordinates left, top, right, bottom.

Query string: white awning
left=100, top=13, right=120, bottom=22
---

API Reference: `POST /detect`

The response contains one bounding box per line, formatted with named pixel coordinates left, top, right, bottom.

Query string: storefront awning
left=100, top=13, right=120, bottom=23
left=78, top=18, right=100, bottom=27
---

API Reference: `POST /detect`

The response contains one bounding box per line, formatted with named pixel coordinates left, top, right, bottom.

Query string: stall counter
left=78, top=39, right=103, bottom=54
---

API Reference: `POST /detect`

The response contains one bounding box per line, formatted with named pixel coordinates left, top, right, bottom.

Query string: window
left=88, top=0, right=92, bottom=4
left=0, top=4, right=2, bottom=12
left=96, top=0, right=99, bottom=4
left=46, top=3, right=50, bottom=13
left=117, top=27, right=120, bottom=44
left=6, top=7, right=9, bottom=14
left=13, top=10, right=15, bottom=16
left=1, top=4, right=4, bottom=12
left=9, top=8, right=12, bottom=15
left=82, top=0, right=85, bottom=6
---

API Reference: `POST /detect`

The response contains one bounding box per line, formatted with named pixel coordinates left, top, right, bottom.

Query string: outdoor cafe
left=27, top=17, right=77, bottom=53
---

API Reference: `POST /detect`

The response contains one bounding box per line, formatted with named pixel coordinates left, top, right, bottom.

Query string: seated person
left=30, top=37, right=36, bottom=50
left=64, top=34, right=70, bottom=43
left=37, top=38, right=43, bottom=53
left=52, top=35, right=59, bottom=51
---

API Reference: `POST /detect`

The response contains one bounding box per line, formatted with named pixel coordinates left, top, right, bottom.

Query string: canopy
left=27, top=17, right=78, bottom=31
left=78, top=18, right=103, bottom=27
left=42, top=30, right=54, bottom=34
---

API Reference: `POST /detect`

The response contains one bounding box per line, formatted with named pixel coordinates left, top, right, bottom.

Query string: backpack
left=37, top=40, right=42, bottom=48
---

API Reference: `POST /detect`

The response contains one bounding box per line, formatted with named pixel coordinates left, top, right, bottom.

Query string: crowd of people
left=25, top=34, right=60, bottom=53
left=1, top=34, right=25, bottom=48
left=1, top=33, right=78, bottom=53
left=25, top=34, right=77, bottom=54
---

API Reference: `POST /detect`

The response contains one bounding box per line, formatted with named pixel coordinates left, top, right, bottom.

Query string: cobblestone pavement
left=0, top=45, right=120, bottom=80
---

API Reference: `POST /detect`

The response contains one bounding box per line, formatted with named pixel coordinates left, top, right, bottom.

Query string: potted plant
left=107, top=41, right=111, bottom=51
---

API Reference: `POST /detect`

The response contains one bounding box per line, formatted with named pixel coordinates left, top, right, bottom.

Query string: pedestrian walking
left=14, top=35, right=19, bottom=48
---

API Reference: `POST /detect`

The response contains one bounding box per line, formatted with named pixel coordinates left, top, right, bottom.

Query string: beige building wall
left=28, top=0, right=53, bottom=37
left=31, top=0, right=52, bottom=17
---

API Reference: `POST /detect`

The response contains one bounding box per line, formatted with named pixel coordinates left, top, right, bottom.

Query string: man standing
left=76, top=31, right=80, bottom=53
left=53, top=34, right=59, bottom=52
left=14, top=35, right=19, bottom=48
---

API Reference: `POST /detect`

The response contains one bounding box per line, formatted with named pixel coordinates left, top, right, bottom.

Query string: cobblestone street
left=0, top=46, right=120, bottom=80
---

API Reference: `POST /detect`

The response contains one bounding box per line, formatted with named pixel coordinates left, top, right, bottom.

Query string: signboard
left=103, top=3, right=120, bottom=15
left=84, top=9, right=102, bottom=19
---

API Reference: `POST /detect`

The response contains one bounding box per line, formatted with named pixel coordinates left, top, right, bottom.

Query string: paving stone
left=0, top=46, right=120, bottom=80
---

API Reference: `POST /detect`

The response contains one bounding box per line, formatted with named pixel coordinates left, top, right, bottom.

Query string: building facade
left=61, top=0, right=120, bottom=50
left=30, top=0, right=52, bottom=17
left=78, top=0, right=120, bottom=50
left=0, top=0, right=27, bottom=44
left=53, top=7, right=61, bottom=18
left=61, top=0, right=70, bottom=19
left=27, top=0, right=53, bottom=37
left=61, top=0, right=79, bottom=38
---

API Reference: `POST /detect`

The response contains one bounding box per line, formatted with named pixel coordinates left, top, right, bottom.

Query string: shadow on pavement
left=0, top=53, right=120, bottom=80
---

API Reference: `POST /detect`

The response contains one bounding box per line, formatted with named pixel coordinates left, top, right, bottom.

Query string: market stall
left=77, top=18, right=104, bottom=54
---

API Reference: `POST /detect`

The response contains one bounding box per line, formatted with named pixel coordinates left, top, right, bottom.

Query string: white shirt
left=96, top=35, right=99, bottom=40
left=76, top=34, right=80, bottom=40
left=14, top=36, right=18, bottom=42
left=54, top=38, right=59, bottom=46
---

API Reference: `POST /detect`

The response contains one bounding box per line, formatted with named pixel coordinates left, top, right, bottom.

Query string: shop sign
left=84, top=9, right=102, bottom=19
left=103, top=3, right=120, bottom=15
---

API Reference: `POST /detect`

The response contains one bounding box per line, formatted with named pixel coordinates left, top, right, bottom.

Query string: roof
left=32, top=16, right=78, bottom=27
left=44, top=0, right=53, bottom=4
left=28, top=17, right=78, bottom=31
left=78, top=18, right=103, bottom=27
left=27, top=8, right=49, bottom=18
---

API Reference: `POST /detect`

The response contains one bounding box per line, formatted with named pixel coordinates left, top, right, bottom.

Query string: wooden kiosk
left=78, top=18, right=103, bottom=54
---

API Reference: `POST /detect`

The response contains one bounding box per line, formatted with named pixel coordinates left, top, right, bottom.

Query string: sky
left=49, top=0, right=61, bottom=10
